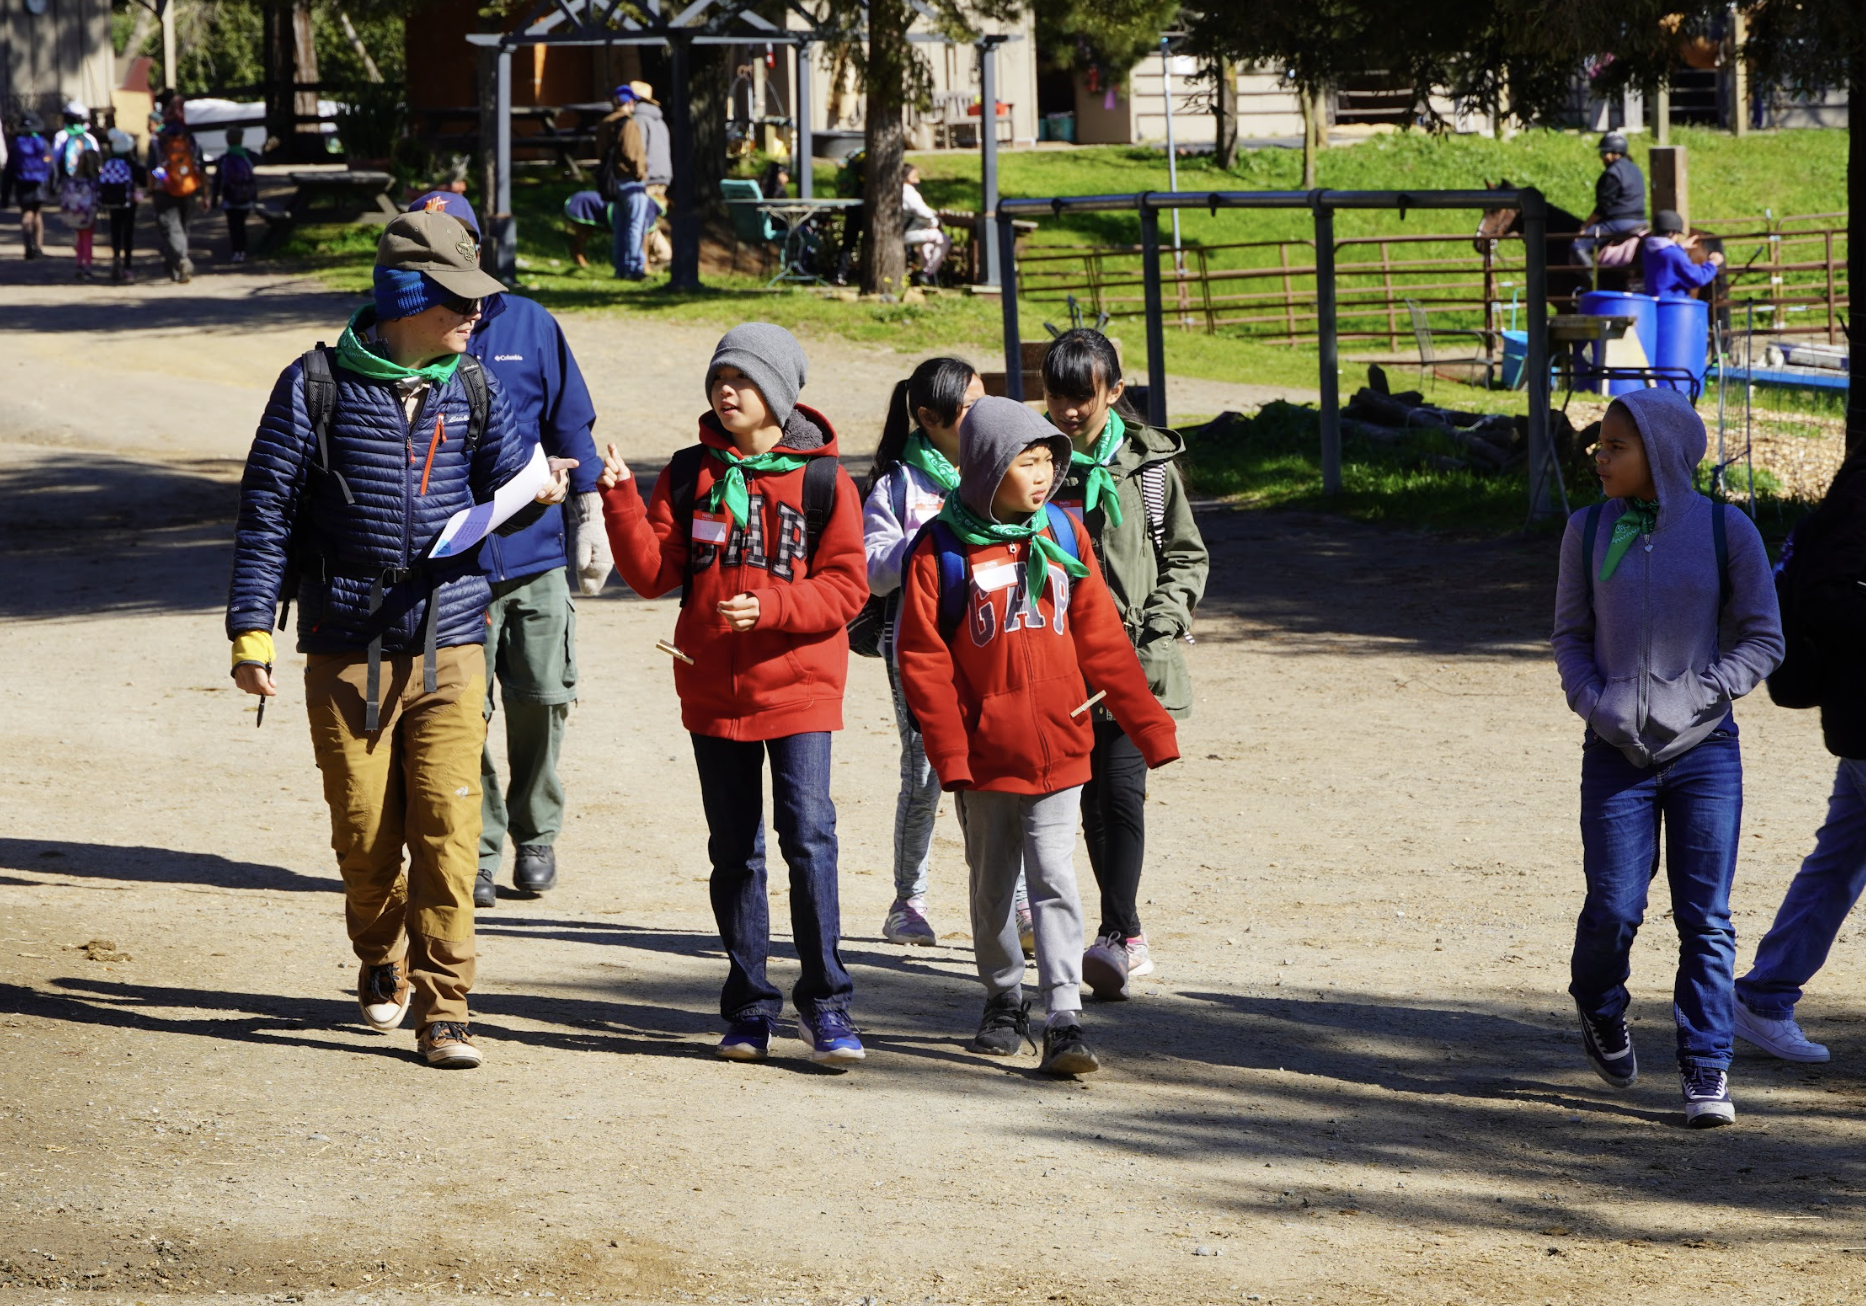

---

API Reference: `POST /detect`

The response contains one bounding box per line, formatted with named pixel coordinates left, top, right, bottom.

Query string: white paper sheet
left=425, top=443, right=553, bottom=561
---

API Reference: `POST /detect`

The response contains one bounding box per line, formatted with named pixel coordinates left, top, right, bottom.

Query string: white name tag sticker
left=972, top=560, right=1019, bottom=593
left=691, top=511, right=732, bottom=546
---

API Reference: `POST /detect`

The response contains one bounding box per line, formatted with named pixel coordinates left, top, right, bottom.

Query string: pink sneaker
left=1125, top=934, right=1154, bottom=979
left=882, top=897, right=936, bottom=946
left=1082, top=931, right=1130, bottom=1000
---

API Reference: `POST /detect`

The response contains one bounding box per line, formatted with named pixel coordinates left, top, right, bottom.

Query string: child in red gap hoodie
left=597, top=323, right=870, bottom=1066
left=896, top=396, right=1178, bottom=1077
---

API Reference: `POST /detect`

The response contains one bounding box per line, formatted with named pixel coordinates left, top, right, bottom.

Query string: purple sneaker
left=882, top=897, right=937, bottom=946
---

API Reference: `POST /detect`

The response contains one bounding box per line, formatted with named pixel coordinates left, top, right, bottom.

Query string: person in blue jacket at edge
left=407, top=192, right=611, bottom=908
left=1643, top=208, right=1725, bottom=301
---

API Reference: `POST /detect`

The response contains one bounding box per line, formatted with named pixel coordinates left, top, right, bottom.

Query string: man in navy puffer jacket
left=407, top=193, right=607, bottom=908
left=227, top=209, right=573, bottom=1070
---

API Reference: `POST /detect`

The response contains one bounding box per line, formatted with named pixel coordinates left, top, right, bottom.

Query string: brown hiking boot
left=418, top=1021, right=483, bottom=1069
left=356, top=958, right=411, bottom=1032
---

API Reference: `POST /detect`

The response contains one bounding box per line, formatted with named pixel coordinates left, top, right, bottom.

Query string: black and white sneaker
left=1037, top=1018, right=1100, bottom=1077
left=1682, top=1066, right=1735, bottom=1128
left=1578, top=1007, right=1638, bottom=1088
left=971, top=991, right=1033, bottom=1056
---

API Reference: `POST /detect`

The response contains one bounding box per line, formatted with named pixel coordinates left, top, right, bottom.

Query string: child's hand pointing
left=598, top=442, right=632, bottom=490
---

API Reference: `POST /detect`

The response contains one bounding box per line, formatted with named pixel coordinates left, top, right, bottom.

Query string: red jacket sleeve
left=895, top=532, right=973, bottom=791
left=1065, top=519, right=1180, bottom=768
left=600, top=468, right=688, bottom=600
left=754, top=466, right=870, bottom=634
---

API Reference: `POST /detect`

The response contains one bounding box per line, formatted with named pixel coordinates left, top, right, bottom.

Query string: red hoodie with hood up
left=601, top=404, right=867, bottom=741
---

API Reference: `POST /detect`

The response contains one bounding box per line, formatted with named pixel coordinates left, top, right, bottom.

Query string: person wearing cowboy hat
left=628, top=81, right=674, bottom=269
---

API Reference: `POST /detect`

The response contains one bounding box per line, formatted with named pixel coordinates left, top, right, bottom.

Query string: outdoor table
left=285, top=170, right=400, bottom=223
left=730, top=197, right=863, bottom=287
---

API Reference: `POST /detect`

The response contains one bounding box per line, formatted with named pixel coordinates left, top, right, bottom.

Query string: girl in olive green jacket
left=1043, top=328, right=1209, bottom=999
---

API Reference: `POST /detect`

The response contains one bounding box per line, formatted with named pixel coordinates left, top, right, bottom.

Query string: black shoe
left=971, top=990, right=1033, bottom=1056
left=1578, top=1006, right=1637, bottom=1089
left=1037, top=1018, right=1100, bottom=1077
left=513, top=845, right=557, bottom=893
left=473, top=866, right=497, bottom=909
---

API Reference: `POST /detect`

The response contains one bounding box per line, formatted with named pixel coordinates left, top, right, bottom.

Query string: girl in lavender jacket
left=1551, top=387, right=1782, bottom=1128
left=866, top=357, right=1028, bottom=947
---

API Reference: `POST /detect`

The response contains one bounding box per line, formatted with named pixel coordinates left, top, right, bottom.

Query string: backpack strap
left=1580, top=502, right=1603, bottom=610
left=801, top=454, right=839, bottom=562
left=456, top=353, right=490, bottom=457
left=1043, top=501, right=1081, bottom=564
left=1712, top=499, right=1730, bottom=612
left=929, top=520, right=970, bottom=643
left=665, top=444, right=708, bottom=607
left=279, top=344, right=352, bottom=634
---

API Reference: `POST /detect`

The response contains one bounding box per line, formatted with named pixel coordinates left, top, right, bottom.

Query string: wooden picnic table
left=285, top=170, right=400, bottom=222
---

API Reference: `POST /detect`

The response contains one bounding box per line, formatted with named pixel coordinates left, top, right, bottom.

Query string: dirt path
left=1, top=265, right=1863, bottom=1306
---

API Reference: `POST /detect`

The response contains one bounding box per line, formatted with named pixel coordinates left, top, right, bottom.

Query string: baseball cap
left=408, top=190, right=481, bottom=239
left=611, top=84, right=638, bottom=105
left=375, top=209, right=505, bottom=299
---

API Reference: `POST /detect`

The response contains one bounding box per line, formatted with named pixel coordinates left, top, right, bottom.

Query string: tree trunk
left=291, top=1, right=321, bottom=160
left=861, top=0, right=908, bottom=297
left=1213, top=58, right=1238, bottom=170
left=262, top=0, right=294, bottom=158
left=688, top=43, right=732, bottom=221
left=1300, top=86, right=1318, bottom=188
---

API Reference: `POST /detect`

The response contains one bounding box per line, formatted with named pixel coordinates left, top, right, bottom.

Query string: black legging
left=108, top=205, right=136, bottom=259
left=1081, top=719, right=1148, bottom=939
left=228, top=208, right=248, bottom=255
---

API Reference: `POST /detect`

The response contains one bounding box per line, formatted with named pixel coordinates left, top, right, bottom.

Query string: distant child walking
left=4, top=111, right=53, bottom=259
left=97, top=129, right=145, bottom=282
left=598, top=323, right=871, bottom=1066
left=1042, top=328, right=1208, bottom=998
left=862, top=356, right=1013, bottom=947
left=214, top=127, right=259, bottom=263
left=897, top=396, right=1179, bottom=1076
left=52, top=103, right=100, bottom=279
left=1551, top=388, right=1782, bottom=1127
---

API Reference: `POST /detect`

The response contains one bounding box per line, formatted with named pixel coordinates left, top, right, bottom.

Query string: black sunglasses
left=440, top=293, right=483, bottom=316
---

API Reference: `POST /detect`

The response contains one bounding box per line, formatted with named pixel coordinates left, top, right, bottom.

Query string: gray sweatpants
left=955, top=786, right=1085, bottom=1017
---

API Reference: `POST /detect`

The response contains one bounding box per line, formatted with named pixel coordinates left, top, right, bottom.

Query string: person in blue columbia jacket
left=1643, top=208, right=1725, bottom=300
left=226, top=209, right=574, bottom=1071
left=407, top=192, right=609, bottom=907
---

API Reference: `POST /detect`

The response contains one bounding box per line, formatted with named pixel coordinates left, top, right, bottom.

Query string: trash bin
left=1578, top=290, right=1660, bottom=396
left=1654, top=296, right=1710, bottom=396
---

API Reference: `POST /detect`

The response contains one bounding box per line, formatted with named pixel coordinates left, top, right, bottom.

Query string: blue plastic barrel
left=1578, top=290, right=1660, bottom=396
left=1654, top=296, right=1710, bottom=395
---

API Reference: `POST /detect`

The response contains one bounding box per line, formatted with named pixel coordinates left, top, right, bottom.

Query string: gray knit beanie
left=957, top=396, right=1074, bottom=523
left=704, top=322, right=808, bottom=427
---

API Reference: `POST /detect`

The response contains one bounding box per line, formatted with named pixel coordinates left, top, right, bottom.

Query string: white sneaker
left=1682, top=1066, right=1736, bottom=1128
left=1082, top=931, right=1130, bottom=1001
left=1125, top=934, right=1154, bottom=979
left=1734, top=1003, right=1830, bottom=1062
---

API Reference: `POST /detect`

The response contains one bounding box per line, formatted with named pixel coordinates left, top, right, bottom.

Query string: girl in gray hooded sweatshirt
left=1552, top=386, right=1782, bottom=1127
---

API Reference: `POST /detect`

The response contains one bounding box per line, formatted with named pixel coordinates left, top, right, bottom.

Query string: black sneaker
left=1037, top=1018, right=1100, bottom=1077
left=1682, top=1066, right=1736, bottom=1128
left=1578, top=1007, right=1637, bottom=1088
left=971, top=990, right=1033, bottom=1056
left=514, top=845, right=556, bottom=893
left=473, top=866, right=497, bottom=909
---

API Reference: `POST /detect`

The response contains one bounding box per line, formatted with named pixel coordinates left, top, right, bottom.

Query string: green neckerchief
left=1067, top=409, right=1127, bottom=527
left=1598, top=498, right=1660, bottom=582
left=899, top=431, right=959, bottom=492
left=936, top=495, right=1089, bottom=607
left=706, top=445, right=812, bottom=528
left=333, top=308, right=463, bottom=385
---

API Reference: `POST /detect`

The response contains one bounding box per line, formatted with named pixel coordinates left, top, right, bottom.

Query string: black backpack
left=662, top=444, right=840, bottom=604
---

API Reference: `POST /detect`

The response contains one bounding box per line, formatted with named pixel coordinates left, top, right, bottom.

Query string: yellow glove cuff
left=231, top=630, right=276, bottom=669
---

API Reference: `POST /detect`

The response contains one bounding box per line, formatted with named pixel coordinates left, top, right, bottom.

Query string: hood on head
left=957, top=396, right=1073, bottom=523
left=1612, top=387, right=1706, bottom=515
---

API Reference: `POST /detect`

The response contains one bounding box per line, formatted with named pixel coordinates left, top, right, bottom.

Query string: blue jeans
left=885, top=656, right=941, bottom=902
left=690, top=731, right=853, bottom=1022
left=1736, top=758, right=1866, bottom=1018
left=611, top=182, right=652, bottom=277
left=1571, top=729, right=1743, bottom=1072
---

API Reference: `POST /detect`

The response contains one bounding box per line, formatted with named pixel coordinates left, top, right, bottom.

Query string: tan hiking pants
left=305, top=645, right=485, bottom=1028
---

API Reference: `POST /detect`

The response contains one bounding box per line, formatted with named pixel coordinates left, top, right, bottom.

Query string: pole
left=1314, top=200, right=1339, bottom=495
left=1523, top=190, right=1554, bottom=520
left=796, top=43, right=814, bottom=201
left=162, top=0, right=178, bottom=92
left=1139, top=199, right=1168, bottom=427
left=999, top=211, right=1023, bottom=399
left=667, top=35, right=701, bottom=290
left=1159, top=39, right=1181, bottom=252
left=493, top=48, right=516, bottom=283
left=980, top=37, right=1001, bottom=287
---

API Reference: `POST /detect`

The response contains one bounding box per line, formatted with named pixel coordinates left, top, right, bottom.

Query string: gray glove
left=566, top=491, right=613, bottom=596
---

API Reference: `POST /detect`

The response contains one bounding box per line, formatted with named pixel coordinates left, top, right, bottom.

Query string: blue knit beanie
left=374, top=266, right=450, bottom=320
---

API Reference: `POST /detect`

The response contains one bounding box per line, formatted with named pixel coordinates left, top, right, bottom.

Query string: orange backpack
left=161, top=131, right=199, bottom=197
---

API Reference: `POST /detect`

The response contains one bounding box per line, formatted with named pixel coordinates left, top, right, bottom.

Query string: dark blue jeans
left=1571, top=728, right=1743, bottom=1072
left=1736, top=758, right=1866, bottom=1018
left=690, top=731, right=853, bottom=1023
